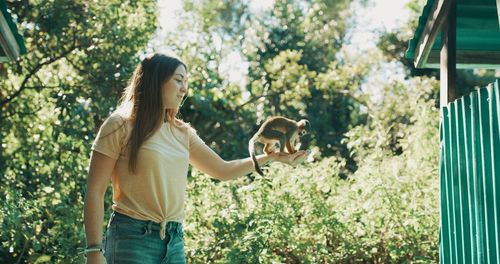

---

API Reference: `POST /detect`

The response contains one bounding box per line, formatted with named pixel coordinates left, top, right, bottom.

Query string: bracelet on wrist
left=81, top=244, right=105, bottom=256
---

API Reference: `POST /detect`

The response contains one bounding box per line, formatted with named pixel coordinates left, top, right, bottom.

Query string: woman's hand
left=85, top=252, right=107, bottom=264
left=271, top=150, right=309, bottom=167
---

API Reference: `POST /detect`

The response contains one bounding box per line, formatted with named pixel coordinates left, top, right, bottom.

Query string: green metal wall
left=439, top=80, right=499, bottom=263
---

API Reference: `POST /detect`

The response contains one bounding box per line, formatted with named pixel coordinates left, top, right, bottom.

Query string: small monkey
left=249, top=116, right=309, bottom=176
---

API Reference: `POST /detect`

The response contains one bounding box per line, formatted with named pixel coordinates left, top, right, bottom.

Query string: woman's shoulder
left=171, top=119, right=192, bottom=131
left=170, top=119, right=200, bottom=140
left=102, top=112, right=126, bottom=126
left=175, top=119, right=205, bottom=143
left=99, top=112, right=132, bottom=136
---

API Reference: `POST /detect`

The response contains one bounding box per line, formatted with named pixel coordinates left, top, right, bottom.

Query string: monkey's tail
left=249, top=136, right=264, bottom=176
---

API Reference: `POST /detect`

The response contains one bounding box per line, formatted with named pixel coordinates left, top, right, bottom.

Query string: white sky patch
left=158, top=0, right=183, bottom=33
left=365, top=0, right=411, bottom=31
left=349, top=0, right=411, bottom=51
left=249, top=0, right=275, bottom=13
left=348, top=0, right=413, bottom=100
left=219, top=51, right=249, bottom=83
left=145, top=0, right=183, bottom=55
left=219, top=50, right=250, bottom=96
left=155, top=0, right=276, bottom=36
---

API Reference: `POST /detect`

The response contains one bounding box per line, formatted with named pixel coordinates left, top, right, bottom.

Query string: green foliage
left=169, top=0, right=365, bottom=164
left=185, top=157, right=346, bottom=263
left=184, top=78, right=441, bottom=262
left=345, top=77, right=439, bottom=158
left=1, top=0, right=156, bottom=262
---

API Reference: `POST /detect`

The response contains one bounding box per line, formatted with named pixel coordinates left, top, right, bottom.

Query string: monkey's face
left=297, top=119, right=309, bottom=136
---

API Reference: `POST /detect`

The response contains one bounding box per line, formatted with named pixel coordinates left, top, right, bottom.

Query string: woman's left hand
left=272, top=150, right=309, bottom=167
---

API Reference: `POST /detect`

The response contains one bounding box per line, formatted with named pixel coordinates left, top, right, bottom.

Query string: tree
left=0, top=0, right=156, bottom=262
left=163, top=0, right=368, bottom=173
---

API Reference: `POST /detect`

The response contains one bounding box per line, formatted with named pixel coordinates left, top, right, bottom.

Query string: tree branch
left=0, top=40, right=85, bottom=108
left=25, top=85, right=62, bottom=91
left=235, top=90, right=284, bottom=110
left=65, top=57, right=99, bottom=80
left=3, top=105, right=44, bottom=119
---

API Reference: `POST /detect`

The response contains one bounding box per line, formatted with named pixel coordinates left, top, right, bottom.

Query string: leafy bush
left=184, top=78, right=440, bottom=263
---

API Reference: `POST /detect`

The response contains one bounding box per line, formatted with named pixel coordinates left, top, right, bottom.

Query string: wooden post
left=440, top=0, right=457, bottom=108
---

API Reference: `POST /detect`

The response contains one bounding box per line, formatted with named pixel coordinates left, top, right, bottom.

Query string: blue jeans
left=103, top=211, right=186, bottom=264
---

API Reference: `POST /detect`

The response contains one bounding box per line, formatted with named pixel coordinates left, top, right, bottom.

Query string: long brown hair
left=116, top=53, right=187, bottom=173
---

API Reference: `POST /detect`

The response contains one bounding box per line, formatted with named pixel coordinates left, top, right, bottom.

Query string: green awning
left=405, top=0, right=500, bottom=69
left=0, top=0, right=26, bottom=62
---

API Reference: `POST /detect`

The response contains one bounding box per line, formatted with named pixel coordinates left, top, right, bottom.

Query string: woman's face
left=162, top=65, right=188, bottom=109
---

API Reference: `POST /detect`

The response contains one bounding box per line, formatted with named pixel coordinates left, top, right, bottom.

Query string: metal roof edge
left=405, top=0, right=435, bottom=59
left=0, top=0, right=26, bottom=55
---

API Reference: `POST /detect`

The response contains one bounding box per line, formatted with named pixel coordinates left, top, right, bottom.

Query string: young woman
left=83, top=53, right=308, bottom=264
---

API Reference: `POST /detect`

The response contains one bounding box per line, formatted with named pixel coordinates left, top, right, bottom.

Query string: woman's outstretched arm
left=189, top=144, right=308, bottom=181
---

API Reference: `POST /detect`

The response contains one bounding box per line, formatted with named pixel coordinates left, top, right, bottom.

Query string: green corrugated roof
left=405, top=0, right=500, bottom=66
left=405, top=0, right=436, bottom=60
left=0, top=0, right=26, bottom=56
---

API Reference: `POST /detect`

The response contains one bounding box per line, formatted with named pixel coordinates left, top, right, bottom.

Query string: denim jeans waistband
left=111, top=211, right=183, bottom=236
